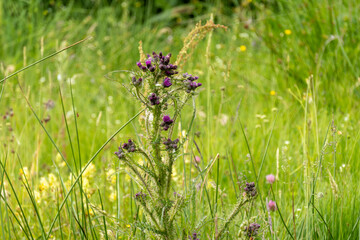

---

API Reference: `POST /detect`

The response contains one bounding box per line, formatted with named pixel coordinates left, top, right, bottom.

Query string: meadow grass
left=1, top=0, right=360, bottom=239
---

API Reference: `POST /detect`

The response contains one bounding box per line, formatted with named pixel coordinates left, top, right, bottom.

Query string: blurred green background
left=1, top=0, right=360, bottom=239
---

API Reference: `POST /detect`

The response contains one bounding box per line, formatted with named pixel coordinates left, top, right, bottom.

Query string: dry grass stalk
left=175, top=20, right=227, bottom=68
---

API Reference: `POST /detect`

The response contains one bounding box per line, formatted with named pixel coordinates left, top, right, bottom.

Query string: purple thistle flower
left=244, top=223, right=260, bottom=237
left=163, top=138, right=179, bottom=150
left=163, top=77, right=172, bottom=88
left=122, top=139, right=136, bottom=152
left=131, top=76, right=142, bottom=86
left=136, top=61, right=142, bottom=68
left=145, top=59, right=152, bottom=67
left=185, top=80, right=202, bottom=93
left=160, top=115, right=174, bottom=130
left=149, top=65, right=156, bottom=72
left=244, top=182, right=257, bottom=198
left=114, top=146, right=125, bottom=159
left=148, top=93, right=160, bottom=105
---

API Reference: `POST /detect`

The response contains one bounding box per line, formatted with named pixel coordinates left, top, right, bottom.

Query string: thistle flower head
left=244, top=223, right=260, bottom=237
left=114, top=146, right=125, bottom=159
left=163, top=138, right=179, bottom=150
left=160, top=115, right=174, bottom=131
left=148, top=93, right=160, bottom=105
left=183, top=73, right=202, bottom=93
left=244, top=182, right=257, bottom=198
left=163, top=77, right=172, bottom=88
left=131, top=76, right=143, bottom=86
left=122, top=139, right=136, bottom=152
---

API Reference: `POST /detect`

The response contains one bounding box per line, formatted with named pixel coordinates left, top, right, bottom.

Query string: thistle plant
left=111, top=20, right=252, bottom=239
left=114, top=50, right=203, bottom=239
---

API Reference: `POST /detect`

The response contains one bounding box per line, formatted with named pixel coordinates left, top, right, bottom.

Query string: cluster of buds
left=114, top=147, right=125, bottom=159
left=131, top=76, right=143, bottom=86
left=153, top=52, right=178, bottom=76
left=163, top=138, right=179, bottom=150
left=122, top=139, right=136, bottom=152
left=160, top=115, right=174, bottom=131
left=244, top=182, right=257, bottom=198
left=189, top=232, right=199, bottom=240
left=114, top=139, right=136, bottom=159
left=183, top=73, right=202, bottom=93
left=137, top=59, right=155, bottom=72
left=244, top=223, right=260, bottom=237
left=134, top=52, right=202, bottom=97
left=135, top=192, right=147, bottom=201
left=148, top=93, right=160, bottom=105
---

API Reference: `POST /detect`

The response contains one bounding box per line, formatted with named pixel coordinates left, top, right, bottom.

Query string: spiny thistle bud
left=122, top=139, right=136, bottom=152
left=148, top=93, right=160, bottom=105
left=160, top=115, right=174, bottom=131
left=114, top=147, right=125, bottom=159
left=244, top=182, right=257, bottom=198
left=163, top=77, right=172, bottom=88
left=145, top=59, right=152, bottom=67
left=163, top=138, right=179, bottom=150
left=132, top=76, right=143, bottom=86
left=244, top=223, right=260, bottom=237
left=183, top=73, right=202, bottom=93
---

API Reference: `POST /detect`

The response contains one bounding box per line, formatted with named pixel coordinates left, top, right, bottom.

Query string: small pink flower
left=194, top=156, right=201, bottom=164
left=268, top=200, right=276, bottom=211
left=266, top=174, right=275, bottom=184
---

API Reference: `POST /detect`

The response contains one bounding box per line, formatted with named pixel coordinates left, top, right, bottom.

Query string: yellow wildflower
left=83, top=163, right=96, bottom=180
left=48, top=173, right=58, bottom=189
left=39, top=177, right=49, bottom=192
left=107, top=169, right=117, bottom=185
left=34, top=190, right=41, bottom=204
left=285, top=29, right=292, bottom=35
left=270, top=90, right=276, bottom=96
left=239, top=45, right=247, bottom=52
left=109, top=192, right=117, bottom=202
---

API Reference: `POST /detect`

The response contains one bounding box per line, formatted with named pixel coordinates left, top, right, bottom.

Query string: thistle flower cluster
left=244, top=182, right=257, bottom=198
left=244, top=223, right=261, bottom=237
left=114, top=139, right=136, bottom=159
left=134, top=51, right=202, bottom=97
left=163, top=138, right=179, bottom=150
left=122, top=139, right=136, bottom=152
left=160, top=115, right=174, bottom=131
left=132, top=76, right=143, bottom=86
left=183, top=73, right=202, bottom=93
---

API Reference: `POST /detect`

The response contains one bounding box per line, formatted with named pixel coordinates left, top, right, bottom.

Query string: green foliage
left=1, top=0, right=360, bottom=239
